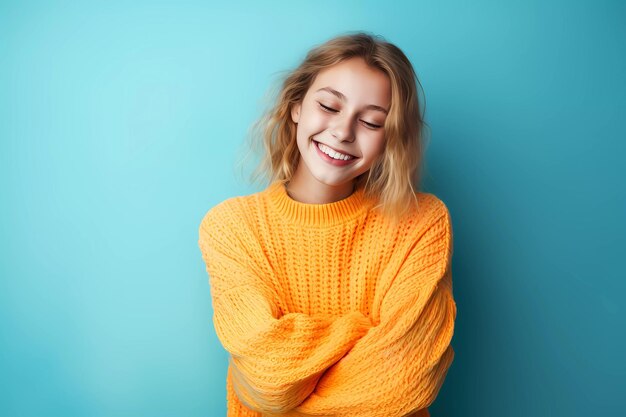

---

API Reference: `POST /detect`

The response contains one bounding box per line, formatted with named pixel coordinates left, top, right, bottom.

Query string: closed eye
left=318, top=103, right=338, bottom=113
left=363, top=121, right=382, bottom=129
left=318, top=102, right=383, bottom=130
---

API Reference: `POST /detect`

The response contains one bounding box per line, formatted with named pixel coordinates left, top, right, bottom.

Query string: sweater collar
left=264, top=180, right=373, bottom=227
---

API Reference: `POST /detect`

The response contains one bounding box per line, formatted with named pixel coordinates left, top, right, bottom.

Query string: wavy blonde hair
left=235, top=31, right=430, bottom=224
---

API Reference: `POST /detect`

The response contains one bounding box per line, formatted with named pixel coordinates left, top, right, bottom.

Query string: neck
left=286, top=178, right=356, bottom=204
left=286, top=163, right=356, bottom=204
left=265, top=180, right=371, bottom=227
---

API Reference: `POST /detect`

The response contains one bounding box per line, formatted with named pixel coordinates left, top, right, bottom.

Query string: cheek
left=364, top=135, right=386, bottom=159
left=298, top=114, right=328, bottom=141
left=303, top=107, right=329, bottom=127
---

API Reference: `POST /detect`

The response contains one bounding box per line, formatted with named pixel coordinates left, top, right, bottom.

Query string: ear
left=291, top=103, right=301, bottom=124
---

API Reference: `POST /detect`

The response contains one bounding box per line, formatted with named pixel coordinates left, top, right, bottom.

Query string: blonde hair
left=235, top=30, right=430, bottom=224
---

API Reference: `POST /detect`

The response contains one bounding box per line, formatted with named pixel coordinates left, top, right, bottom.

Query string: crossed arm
left=198, top=202, right=456, bottom=417
left=198, top=207, right=373, bottom=414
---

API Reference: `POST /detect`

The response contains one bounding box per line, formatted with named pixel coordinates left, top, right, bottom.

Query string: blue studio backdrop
left=1, top=1, right=624, bottom=416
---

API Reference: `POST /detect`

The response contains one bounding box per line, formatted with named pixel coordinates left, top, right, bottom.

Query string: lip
left=313, top=140, right=359, bottom=167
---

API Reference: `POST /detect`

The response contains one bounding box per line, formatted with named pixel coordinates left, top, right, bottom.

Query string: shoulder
left=198, top=191, right=262, bottom=240
left=369, top=191, right=452, bottom=252
left=410, top=192, right=452, bottom=228
left=200, top=196, right=242, bottom=229
left=401, top=192, right=453, bottom=245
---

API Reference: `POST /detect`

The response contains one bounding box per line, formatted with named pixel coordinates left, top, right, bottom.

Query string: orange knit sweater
left=197, top=180, right=456, bottom=417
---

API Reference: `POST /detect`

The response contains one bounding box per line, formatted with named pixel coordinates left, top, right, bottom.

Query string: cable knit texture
left=198, top=180, right=456, bottom=417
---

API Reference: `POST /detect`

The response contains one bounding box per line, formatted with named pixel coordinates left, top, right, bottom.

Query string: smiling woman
left=287, top=57, right=391, bottom=202
left=199, top=31, right=456, bottom=417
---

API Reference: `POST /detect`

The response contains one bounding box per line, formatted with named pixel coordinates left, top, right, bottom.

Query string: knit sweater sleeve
left=273, top=200, right=457, bottom=417
left=197, top=201, right=373, bottom=415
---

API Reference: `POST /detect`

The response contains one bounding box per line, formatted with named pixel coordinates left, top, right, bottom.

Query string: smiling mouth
left=312, top=140, right=357, bottom=159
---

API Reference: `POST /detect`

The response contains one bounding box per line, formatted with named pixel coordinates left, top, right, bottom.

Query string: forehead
left=309, top=57, right=391, bottom=106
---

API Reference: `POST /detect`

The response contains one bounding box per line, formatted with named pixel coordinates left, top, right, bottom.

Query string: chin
left=311, top=174, right=356, bottom=188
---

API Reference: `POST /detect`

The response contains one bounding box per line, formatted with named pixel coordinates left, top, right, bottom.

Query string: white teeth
left=317, top=142, right=353, bottom=160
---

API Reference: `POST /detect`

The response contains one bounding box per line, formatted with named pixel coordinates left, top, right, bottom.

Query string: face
left=290, top=57, right=391, bottom=192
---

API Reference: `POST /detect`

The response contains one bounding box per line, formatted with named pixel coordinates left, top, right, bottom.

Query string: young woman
left=198, top=32, right=456, bottom=417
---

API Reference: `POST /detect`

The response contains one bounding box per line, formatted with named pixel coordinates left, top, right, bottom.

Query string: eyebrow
left=316, top=87, right=389, bottom=115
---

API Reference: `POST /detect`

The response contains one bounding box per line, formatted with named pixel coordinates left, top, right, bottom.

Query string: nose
left=330, top=113, right=355, bottom=142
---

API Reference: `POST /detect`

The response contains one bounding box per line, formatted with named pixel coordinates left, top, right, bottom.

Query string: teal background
left=1, top=0, right=624, bottom=416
